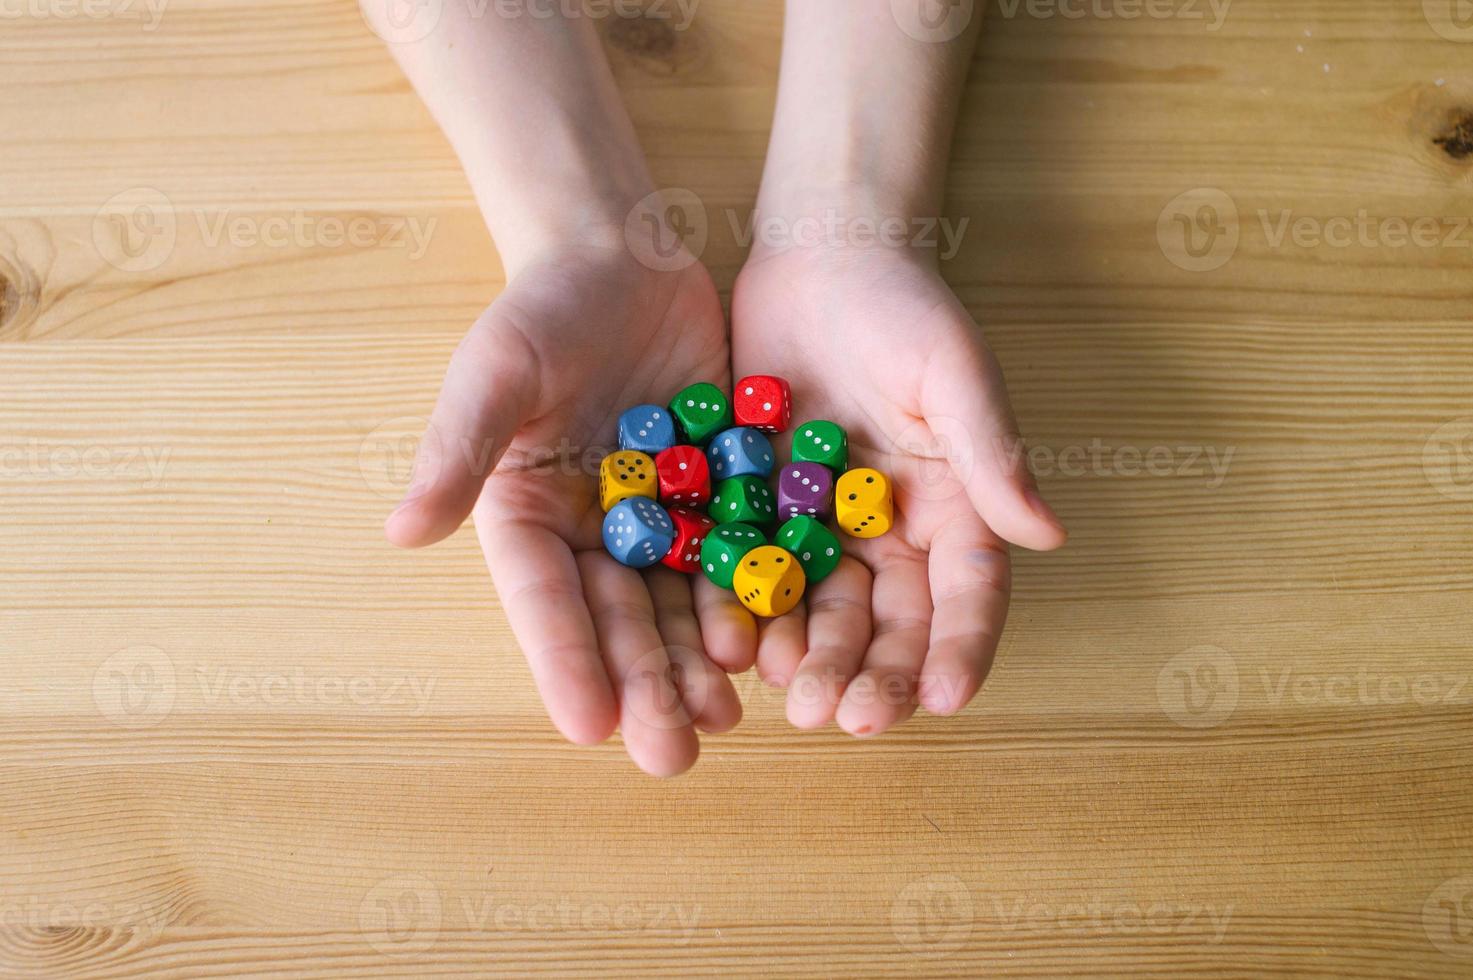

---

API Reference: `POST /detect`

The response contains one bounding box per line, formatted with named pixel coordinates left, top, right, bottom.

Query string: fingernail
left=1024, top=487, right=1064, bottom=529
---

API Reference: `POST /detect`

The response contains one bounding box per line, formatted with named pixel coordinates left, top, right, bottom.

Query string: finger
left=578, top=553, right=700, bottom=777
left=476, top=518, right=617, bottom=746
left=755, top=599, right=808, bottom=689
left=835, top=553, right=931, bottom=738
left=692, top=576, right=758, bottom=674
left=647, top=569, right=742, bottom=733
left=921, top=320, right=1067, bottom=553
left=787, top=557, right=873, bottom=730
left=919, top=516, right=1011, bottom=716
left=386, top=309, right=538, bottom=548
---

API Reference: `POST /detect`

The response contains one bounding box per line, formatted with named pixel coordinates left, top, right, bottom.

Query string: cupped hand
left=732, top=245, right=1067, bottom=737
left=387, top=244, right=754, bottom=776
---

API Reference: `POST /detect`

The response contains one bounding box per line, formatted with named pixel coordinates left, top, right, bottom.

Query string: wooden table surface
left=4, top=0, right=1472, bottom=975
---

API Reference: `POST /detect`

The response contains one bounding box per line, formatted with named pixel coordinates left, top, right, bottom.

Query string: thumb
left=923, top=332, right=1067, bottom=553
left=385, top=311, right=538, bottom=548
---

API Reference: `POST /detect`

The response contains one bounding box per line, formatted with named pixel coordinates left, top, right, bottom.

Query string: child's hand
left=732, top=244, right=1067, bottom=736
left=387, top=244, right=748, bottom=776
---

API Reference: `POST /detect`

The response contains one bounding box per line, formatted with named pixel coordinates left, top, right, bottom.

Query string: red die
left=734, top=375, right=791, bottom=433
left=655, top=445, right=710, bottom=506
left=662, top=507, right=717, bottom=573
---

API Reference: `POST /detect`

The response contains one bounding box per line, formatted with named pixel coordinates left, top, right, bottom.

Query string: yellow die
left=599, top=451, right=657, bottom=511
left=732, top=545, right=806, bottom=618
left=835, top=467, right=893, bottom=538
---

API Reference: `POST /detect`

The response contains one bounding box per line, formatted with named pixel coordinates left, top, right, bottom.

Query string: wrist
left=465, top=156, right=651, bottom=277
left=745, top=175, right=955, bottom=268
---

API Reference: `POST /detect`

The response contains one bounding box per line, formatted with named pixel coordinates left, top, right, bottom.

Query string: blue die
left=618, top=404, right=677, bottom=454
left=707, top=427, right=774, bottom=481
left=602, top=497, right=675, bottom=568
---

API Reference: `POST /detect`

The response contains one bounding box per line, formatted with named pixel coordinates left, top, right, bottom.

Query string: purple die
left=777, top=462, right=833, bottom=521
left=603, top=497, right=675, bottom=568
left=706, top=426, right=774, bottom=481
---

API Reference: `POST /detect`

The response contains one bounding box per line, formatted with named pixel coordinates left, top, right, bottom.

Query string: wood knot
left=608, top=14, right=676, bottom=59
left=0, top=248, right=40, bottom=339
left=1433, top=111, right=1473, bottom=159
left=0, top=271, right=14, bottom=329
left=602, top=9, right=703, bottom=77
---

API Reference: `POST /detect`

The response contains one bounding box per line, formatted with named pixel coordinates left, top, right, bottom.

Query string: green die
left=669, top=383, right=733, bottom=445
left=776, top=516, right=842, bottom=584
left=700, top=522, right=766, bottom=589
left=791, top=420, right=848, bottom=472
left=709, top=475, right=775, bottom=525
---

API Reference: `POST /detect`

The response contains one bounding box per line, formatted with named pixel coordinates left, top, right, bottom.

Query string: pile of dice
left=600, top=376, right=893, bottom=618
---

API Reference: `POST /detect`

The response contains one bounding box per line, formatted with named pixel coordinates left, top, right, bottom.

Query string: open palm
left=387, top=245, right=751, bottom=776
left=732, top=247, right=1067, bottom=736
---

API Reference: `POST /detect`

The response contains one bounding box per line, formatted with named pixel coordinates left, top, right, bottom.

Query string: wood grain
left=2, top=0, right=1472, bottom=976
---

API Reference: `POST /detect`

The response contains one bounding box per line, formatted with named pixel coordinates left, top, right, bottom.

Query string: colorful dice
left=835, top=467, right=893, bottom=538
left=776, top=516, right=842, bottom=584
left=791, top=420, right=848, bottom=472
left=655, top=445, right=711, bottom=506
left=699, top=522, right=766, bottom=589
left=776, top=461, right=833, bottom=521
left=669, top=383, right=732, bottom=445
left=603, top=497, right=675, bottom=568
left=707, top=427, right=774, bottom=481
left=732, top=545, right=806, bottom=617
left=662, top=506, right=716, bottom=574
left=600, top=377, right=887, bottom=617
left=734, top=375, right=791, bottom=433
left=709, top=475, right=775, bottom=525
left=618, top=404, right=678, bottom=454
left=599, top=450, right=657, bottom=511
